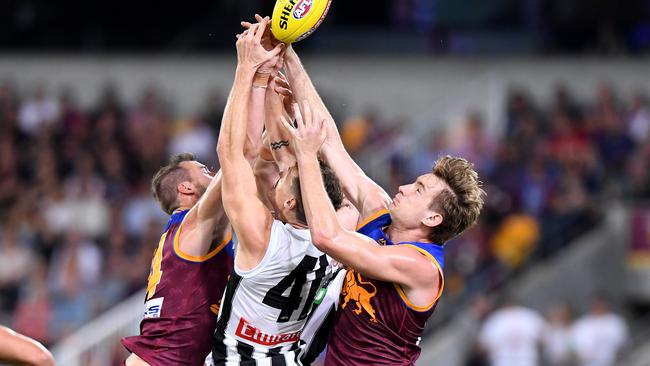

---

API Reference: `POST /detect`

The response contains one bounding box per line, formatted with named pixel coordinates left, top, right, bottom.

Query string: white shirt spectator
left=0, top=233, right=34, bottom=287
left=42, top=195, right=110, bottom=238
left=542, top=304, right=574, bottom=366
left=18, top=94, right=60, bottom=135
left=479, top=305, right=546, bottom=366
left=168, top=119, right=216, bottom=164
left=628, top=105, right=650, bottom=144
left=543, top=324, right=573, bottom=365
left=122, top=191, right=168, bottom=237
left=571, top=313, right=628, bottom=366
left=48, top=233, right=102, bottom=293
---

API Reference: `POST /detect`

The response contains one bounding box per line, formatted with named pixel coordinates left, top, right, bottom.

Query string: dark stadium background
left=1, top=0, right=649, bottom=53
left=1, top=1, right=650, bottom=365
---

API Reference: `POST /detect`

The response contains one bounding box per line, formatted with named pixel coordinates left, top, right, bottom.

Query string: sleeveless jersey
left=212, top=220, right=333, bottom=365
left=325, top=210, right=445, bottom=366
left=121, top=210, right=234, bottom=366
left=297, top=267, right=347, bottom=365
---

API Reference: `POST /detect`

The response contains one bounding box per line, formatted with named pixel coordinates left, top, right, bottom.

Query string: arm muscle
left=283, top=47, right=390, bottom=220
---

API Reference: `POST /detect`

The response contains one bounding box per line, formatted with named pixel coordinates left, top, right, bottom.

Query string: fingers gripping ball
left=271, top=0, right=332, bottom=44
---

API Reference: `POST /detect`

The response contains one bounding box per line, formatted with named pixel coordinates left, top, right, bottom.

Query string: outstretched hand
left=236, top=17, right=284, bottom=72
left=241, top=14, right=284, bottom=73
left=280, top=100, right=326, bottom=158
left=241, top=14, right=281, bottom=50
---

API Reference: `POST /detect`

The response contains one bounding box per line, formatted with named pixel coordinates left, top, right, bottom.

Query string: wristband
left=253, top=72, right=271, bottom=88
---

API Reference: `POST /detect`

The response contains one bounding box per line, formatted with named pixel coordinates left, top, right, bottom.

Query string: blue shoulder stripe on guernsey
left=355, top=209, right=445, bottom=267
left=225, top=241, right=235, bottom=258
left=399, top=242, right=444, bottom=269
left=227, top=226, right=237, bottom=258
left=357, top=212, right=392, bottom=240
left=163, top=210, right=189, bottom=232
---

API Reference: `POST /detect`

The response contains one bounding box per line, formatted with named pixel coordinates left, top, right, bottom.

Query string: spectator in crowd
left=17, top=85, right=60, bottom=136
left=408, top=128, right=453, bottom=180
left=571, top=297, right=628, bottom=366
left=627, top=92, right=650, bottom=144
left=168, top=116, right=218, bottom=167
left=543, top=303, right=574, bottom=366
left=478, top=297, right=546, bottom=366
left=12, top=257, right=53, bottom=344
left=0, top=135, right=19, bottom=208
left=490, top=214, right=540, bottom=269
left=450, top=113, right=496, bottom=176
left=0, top=228, right=35, bottom=314
left=463, top=295, right=493, bottom=366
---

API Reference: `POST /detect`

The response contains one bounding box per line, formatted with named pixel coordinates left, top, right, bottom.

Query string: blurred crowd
left=0, top=81, right=224, bottom=345
left=462, top=296, right=629, bottom=366
left=0, top=79, right=648, bottom=350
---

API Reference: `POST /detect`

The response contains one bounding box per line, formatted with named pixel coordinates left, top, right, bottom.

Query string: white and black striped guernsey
left=297, top=268, right=347, bottom=365
left=212, top=220, right=333, bottom=366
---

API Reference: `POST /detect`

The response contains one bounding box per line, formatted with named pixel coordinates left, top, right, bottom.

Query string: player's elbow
left=310, top=226, right=340, bottom=253
left=310, top=231, right=334, bottom=252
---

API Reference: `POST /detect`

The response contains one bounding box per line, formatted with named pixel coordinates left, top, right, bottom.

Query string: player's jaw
left=269, top=168, right=295, bottom=222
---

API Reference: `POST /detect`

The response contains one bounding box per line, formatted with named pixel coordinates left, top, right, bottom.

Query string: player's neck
left=177, top=195, right=198, bottom=213
left=288, top=221, right=308, bottom=230
left=284, top=213, right=309, bottom=230
left=385, top=224, right=430, bottom=244
left=175, top=205, right=192, bottom=214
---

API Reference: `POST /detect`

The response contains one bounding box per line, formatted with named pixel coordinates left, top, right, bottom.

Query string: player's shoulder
left=356, top=208, right=391, bottom=234
left=398, top=242, right=444, bottom=269
left=163, top=209, right=190, bottom=232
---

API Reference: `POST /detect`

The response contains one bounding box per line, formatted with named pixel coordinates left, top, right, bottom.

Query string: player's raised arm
left=282, top=101, right=439, bottom=292
left=176, top=40, right=280, bottom=258
left=282, top=44, right=391, bottom=221
left=253, top=71, right=296, bottom=208
left=217, top=19, right=284, bottom=270
left=244, top=42, right=284, bottom=163
left=266, top=72, right=297, bottom=171
left=0, top=326, right=55, bottom=366
left=242, top=16, right=389, bottom=218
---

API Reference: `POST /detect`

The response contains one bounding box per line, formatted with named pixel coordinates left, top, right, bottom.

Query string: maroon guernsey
left=122, top=210, right=233, bottom=366
left=325, top=210, right=445, bottom=366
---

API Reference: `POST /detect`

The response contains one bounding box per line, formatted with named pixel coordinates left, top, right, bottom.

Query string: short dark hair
left=428, top=155, right=485, bottom=244
left=151, top=153, right=196, bottom=215
left=292, top=159, right=343, bottom=225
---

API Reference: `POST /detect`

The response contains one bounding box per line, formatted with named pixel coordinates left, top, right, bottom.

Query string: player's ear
left=284, top=197, right=297, bottom=210
left=177, top=181, right=194, bottom=195
left=421, top=210, right=443, bottom=228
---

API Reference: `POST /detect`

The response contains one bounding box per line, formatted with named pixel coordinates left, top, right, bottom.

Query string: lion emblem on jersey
left=341, top=270, right=378, bottom=322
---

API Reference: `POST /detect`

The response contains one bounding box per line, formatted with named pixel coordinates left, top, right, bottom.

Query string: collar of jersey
left=164, top=209, right=189, bottom=232
left=283, top=221, right=311, bottom=240
left=379, top=226, right=444, bottom=248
